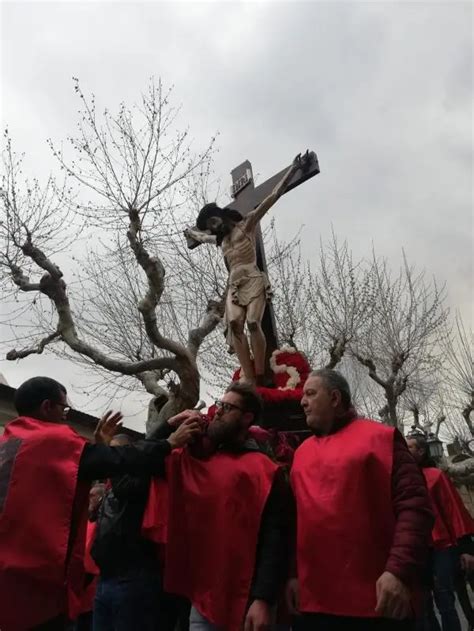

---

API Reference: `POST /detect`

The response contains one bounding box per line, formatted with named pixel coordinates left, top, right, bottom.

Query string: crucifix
left=185, top=150, right=319, bottom=386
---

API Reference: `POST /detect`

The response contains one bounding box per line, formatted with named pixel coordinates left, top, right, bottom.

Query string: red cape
left=291, top=419, right=397, bottom=618
left=423, top=467, right=474, bottom=549
left=144, top=448, right=278, bottom=630
left=0, top=417, right=88, bottom=630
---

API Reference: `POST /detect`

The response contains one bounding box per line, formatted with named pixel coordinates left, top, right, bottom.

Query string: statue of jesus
left=184, top=152, right=308, bottom=386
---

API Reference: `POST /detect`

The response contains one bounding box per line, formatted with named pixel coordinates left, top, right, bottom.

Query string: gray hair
left=406, top=433, right=427, bottom=452
left=309, top=369, right=352, bottom=409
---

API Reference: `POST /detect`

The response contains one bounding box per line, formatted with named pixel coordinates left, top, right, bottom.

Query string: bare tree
left=306, top=231, right=376, bottom=369
left=264, top=222, right=317, bottom=360
left=399, top=369, right=445, bottom=433
left=353, top=253, right=448, bottom=429
left=442, top=312, right=473, bottom=437
left=1, top=79, right=223, bottom=432
left=269, top=228, right=375, bottom=370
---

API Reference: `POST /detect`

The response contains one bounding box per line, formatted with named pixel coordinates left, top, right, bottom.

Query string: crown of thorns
left=196, top=203, right=243, bottom=231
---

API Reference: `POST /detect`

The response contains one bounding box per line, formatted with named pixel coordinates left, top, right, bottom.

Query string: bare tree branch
left=6, top=330, right=60, bottom=359
left=1, top=81, right=221, bottom=430
left=352, top=251, right=448, bottom=428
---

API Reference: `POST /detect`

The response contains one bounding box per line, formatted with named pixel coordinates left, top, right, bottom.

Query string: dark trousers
left=160, top=593, right=191, bottom=631
left=455, top=570, right=474, bottom=629
left=418, top=548, right=462, bottom=631
left=93, top=568, right=161, bottom=631
left=293, top=613, right=415, bottom=631
left=31, top=616, right=71, bottom=631
left=73, top=612, right=93, bottom=631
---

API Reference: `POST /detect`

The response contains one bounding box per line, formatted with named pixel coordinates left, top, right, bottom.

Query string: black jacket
left=91, top=473, right=159, bottom=578
left=78, top=438, right=171, bottom=481
left=79, top=439, right=171, bottom=576
left=77, top=434, right=172, bottom=578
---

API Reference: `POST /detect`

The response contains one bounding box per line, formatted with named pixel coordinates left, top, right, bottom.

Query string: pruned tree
left=264, top=222, right=318, bottom=361
left=399, top=369, right=445, bottom=434
left=442, top=312, right=473, bottom=437
left=352, top=253, right=448, bottom=429
left=269, top=228, right=375, bottom=369
left=0, top=79, right=224, bottom=432
left=306, top=230, right=376, bottom=369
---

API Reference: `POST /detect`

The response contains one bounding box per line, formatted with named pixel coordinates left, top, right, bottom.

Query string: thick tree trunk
left=384, top=389, right=400, bottom=429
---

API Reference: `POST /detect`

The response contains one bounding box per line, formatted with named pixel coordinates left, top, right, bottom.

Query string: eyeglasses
left=53, top=401, right=70, bottom=414
left=215, top=400, right=244, bottom=414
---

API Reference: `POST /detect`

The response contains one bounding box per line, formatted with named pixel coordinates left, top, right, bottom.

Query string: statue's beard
left=213, top=221, right=232, bottom=245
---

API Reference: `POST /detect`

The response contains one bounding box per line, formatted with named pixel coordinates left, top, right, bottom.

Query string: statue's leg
left=246, top=293, right=266, bottom=381
left=227, top=298, right=255, bottom=383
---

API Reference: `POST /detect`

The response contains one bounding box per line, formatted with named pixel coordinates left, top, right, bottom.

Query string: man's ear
left=38, top=399, right=50, bottom=417
left=330, top=389, right=342, bottom=408
left=243, top=412, right=254, bottom=428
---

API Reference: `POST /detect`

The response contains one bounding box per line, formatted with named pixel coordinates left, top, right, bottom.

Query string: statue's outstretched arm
left=184, top=227, right=217, bottom=246
left=246, top=152, right=307, bottom=229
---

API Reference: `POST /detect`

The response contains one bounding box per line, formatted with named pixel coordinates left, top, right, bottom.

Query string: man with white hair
left=287, top=369, right=433, bottom=631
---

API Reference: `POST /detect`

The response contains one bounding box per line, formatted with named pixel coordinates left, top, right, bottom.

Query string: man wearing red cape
left=287, top=369, right=434, bottom=631
left=0, top=376, right=200, bottom=631
left=143, top=382, right=289, bottom=631
left=407, top=434, right=474, bottom=631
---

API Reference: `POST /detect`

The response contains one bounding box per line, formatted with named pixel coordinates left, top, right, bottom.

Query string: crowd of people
left=0, top=369, right=473, bottom=631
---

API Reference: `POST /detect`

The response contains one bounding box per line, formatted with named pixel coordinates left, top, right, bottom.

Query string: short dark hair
left=14, top=376, right=67, bottom=416
left=226, top=382, right=263, bottom=424
left=309, top=369, right=352, bottom=409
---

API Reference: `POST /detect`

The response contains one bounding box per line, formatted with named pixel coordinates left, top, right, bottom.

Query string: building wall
left=0, top=384, right=16, bottom=433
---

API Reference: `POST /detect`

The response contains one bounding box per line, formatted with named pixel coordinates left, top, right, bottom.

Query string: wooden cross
left=225, top=151, right=320, bottom=359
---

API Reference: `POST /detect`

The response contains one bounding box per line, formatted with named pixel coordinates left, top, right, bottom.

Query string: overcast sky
left=1, top=1, right=472, bottom=430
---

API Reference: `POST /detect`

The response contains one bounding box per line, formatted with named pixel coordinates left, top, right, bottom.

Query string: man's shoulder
left=423, top=466, right=444, bottom=484
left=352, top=417, right=395, bottom=436
left=4, top=416, right=83, bottom=442
left=240, top=438, right=275, bottom=460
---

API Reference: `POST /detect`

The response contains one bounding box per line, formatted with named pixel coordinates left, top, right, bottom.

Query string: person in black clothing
left=0, top=376, right=201, bottom=631
left=91, top=434, right=163, bottom=631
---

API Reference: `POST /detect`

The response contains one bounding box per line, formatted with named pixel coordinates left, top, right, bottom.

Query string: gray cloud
left=1, top=1, right=472, bottom=428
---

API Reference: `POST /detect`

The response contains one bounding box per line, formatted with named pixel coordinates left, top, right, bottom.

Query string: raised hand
left=293, top=153, right=302, bottom=168
left=167, top=417, right=202, bottom=449
left=94, top=410, right=124, bottom=445
left=293, top=150, right=311, bottom=170
left=167, top=409, right=203, bottom=428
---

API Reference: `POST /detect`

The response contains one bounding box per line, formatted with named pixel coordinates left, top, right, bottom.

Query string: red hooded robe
left=422, top=467, right=474, bottom=549
left=0, top=417, right=89, bottom=630
left=291, top=418, right=400, bottom=618
left=144, top=447, right=278, bottom=631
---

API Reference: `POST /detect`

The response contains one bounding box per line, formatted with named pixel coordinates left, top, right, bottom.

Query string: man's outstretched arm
left=78, top=417, right=201, bottom=481
left=246, top=152, right=308, bottom=230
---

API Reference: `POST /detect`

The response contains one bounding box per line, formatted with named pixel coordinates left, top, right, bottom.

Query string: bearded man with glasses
left=146, top=381, right=289, bottom=631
